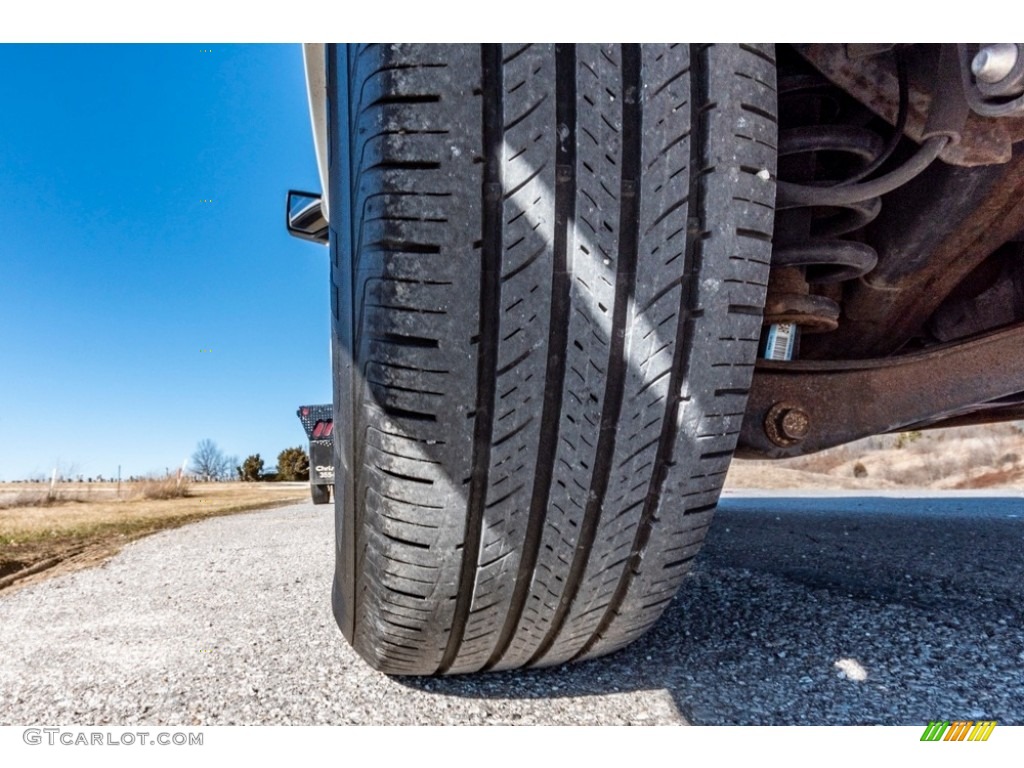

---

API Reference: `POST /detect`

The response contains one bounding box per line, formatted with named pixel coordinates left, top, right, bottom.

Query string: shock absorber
left=762, top=70, right=881, bottom=360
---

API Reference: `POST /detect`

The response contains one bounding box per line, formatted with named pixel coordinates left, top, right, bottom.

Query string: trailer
left=296, top=404, right=334, bottom=505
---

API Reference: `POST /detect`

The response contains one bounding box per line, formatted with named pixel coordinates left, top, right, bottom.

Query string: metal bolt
left=779, top=408, right=810, bottom=440
left=972, top=44, right=1019, bottom=84
left=764, top=402, right=811, bottom=447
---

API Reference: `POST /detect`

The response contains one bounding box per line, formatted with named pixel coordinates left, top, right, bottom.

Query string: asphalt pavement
left=0, top=491, right=1021, bottom=725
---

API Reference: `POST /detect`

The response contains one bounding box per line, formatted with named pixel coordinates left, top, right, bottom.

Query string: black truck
left=296, top=404, right=334, bottom=505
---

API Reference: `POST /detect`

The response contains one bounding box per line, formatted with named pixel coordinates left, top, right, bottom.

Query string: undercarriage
left=739, top=43, right=1024, bottom=459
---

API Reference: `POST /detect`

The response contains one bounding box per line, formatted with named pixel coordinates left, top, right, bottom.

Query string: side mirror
left=286, top=190, right=328, bottom=244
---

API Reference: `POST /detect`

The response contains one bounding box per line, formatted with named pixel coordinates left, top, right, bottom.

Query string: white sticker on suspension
left=765, top=323, right=796, bottom=361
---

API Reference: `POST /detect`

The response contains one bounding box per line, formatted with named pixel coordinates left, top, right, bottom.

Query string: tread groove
left=573, top=42, right=705, bottom=661
left=436, top=44, right=503, bottom=675
left=527, top=43, right=642, bottom=667
left=484, top=43, right=576, bottom=671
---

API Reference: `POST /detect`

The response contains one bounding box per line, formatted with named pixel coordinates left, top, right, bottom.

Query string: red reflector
left=312, top=421, right=324, bottom=438
left=324, top=421, right=333, bottom=437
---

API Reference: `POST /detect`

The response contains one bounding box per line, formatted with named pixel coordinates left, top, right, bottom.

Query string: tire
left=328, top=43, right=777, bottom=675
left=311, top=483, right=331, bottom=505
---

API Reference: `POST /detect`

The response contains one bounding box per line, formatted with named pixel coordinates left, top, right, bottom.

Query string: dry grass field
left=727, top=422, right=1024, bottom=490
left=0, top=480, right=308, bottom=591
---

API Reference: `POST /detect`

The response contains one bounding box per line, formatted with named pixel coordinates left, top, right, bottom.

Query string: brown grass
left=727, top=422, right=1024, bottom=490
left=0, top=481, right=307, bottom=546
left=0, top=476, right=192, bottom=508
left=0, top=481, right=309, bottom=590
left=0, top=491, right=62, bottom=509
left=130, top=475, right=192, bottom=500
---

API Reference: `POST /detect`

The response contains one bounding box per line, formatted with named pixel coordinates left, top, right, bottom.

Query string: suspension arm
left=737, top=323, right=1024, bottom=458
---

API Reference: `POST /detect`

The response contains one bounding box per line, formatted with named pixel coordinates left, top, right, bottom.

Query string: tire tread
left=333, top=43, right=777, bottom=675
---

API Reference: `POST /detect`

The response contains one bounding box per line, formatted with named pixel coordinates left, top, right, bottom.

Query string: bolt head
left=764, top=402, right=811, bottom=447
left=972, top=43, right=1019, bottom=84
left=780, top=409, right=810, bottom=440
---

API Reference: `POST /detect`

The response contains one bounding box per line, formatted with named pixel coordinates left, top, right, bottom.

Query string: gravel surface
left=0, top=492, right=1021, bottom=725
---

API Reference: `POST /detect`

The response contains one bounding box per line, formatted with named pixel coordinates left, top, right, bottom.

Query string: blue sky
left=0, top=44, right=330, bottom=479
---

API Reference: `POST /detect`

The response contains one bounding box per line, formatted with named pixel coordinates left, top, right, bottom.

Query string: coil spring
left=766, top=73, right=881, bottom=335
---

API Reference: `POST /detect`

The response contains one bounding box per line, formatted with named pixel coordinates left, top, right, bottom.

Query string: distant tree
left=190, top=439, right=235, bottom=481
left=277, top=446, right=310, bottom=481
left=238, top=453, right=264, bottom=482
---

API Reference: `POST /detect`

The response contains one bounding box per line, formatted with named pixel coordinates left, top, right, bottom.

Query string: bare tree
left=190, top=439, right=235, bottom=481
left=49, top=459, right=80, bottom=482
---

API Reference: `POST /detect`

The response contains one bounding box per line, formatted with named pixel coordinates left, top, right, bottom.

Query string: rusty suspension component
left=765, top=71, right=882, bottom=341
left=769, top=44, right=1024, bottom=360
left=738, top=322, right=1024, bottom=458
left=808, top=146, right=1024, bottom=359
left=795, top=43, right=1024, bottom=166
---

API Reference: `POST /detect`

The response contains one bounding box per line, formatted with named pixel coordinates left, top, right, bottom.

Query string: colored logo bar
left=920, top=721, right=997, bottom=741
